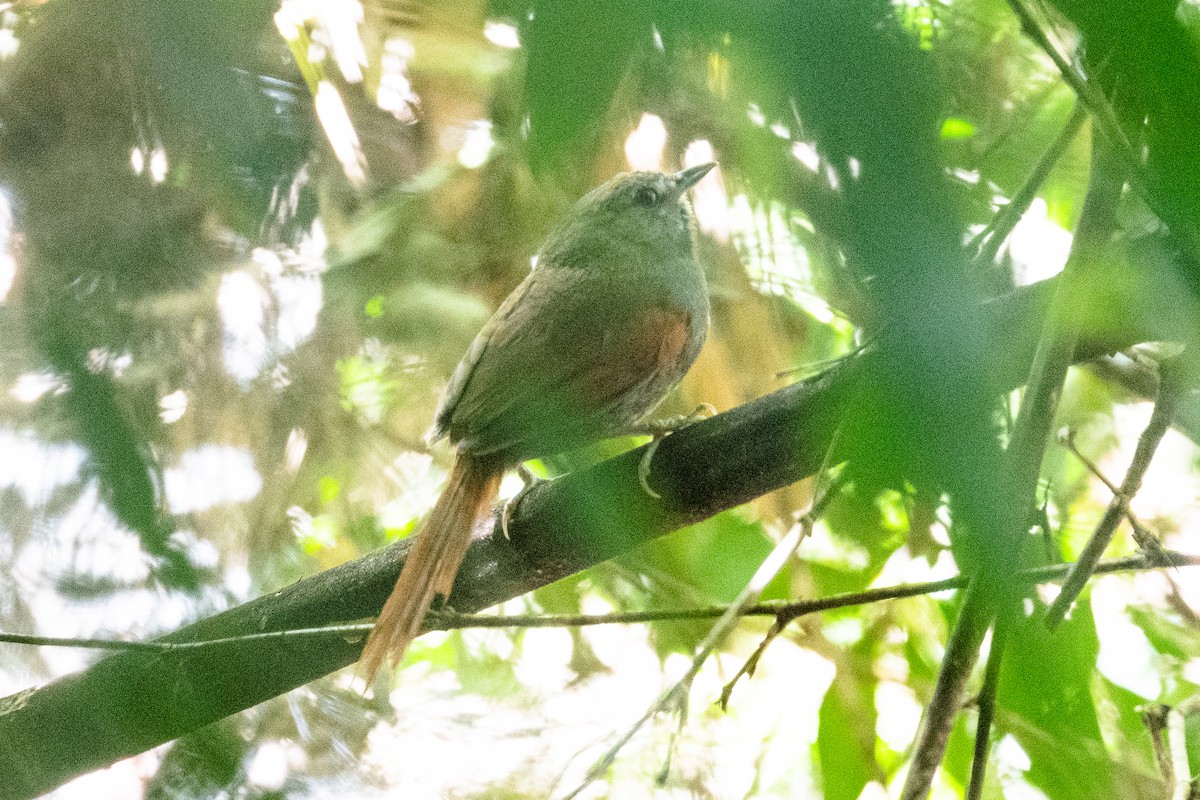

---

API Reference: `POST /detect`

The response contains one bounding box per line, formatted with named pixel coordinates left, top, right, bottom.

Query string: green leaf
left=364, top=295, right=385, bottom=318
left=1092, top=676, right=1162, bottom=781
left=817, top=647, right=881, bottom=800
left=318, top=475, right=341, bottom=504
left=605, top=511, right=787, bottom=657
left=297, top=513, right=338, bottom=553
left=1128, top=606, right=1200, bottom=661
left=942, top=716, right=985, bottom=797
left=628, top=511, right=787, bottom=604
left=145, top=720, right=247, bottom=800
left=808, top=485, right=909, bottom=597
left=997, top=598, right=1118, bottom=799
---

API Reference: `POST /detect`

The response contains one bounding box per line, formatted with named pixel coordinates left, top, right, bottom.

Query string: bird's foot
left=629, top=403, right=718, bottom=442
left=635, top=403, right=717, bottom=499
left=501, top=464, right=541, bottom=540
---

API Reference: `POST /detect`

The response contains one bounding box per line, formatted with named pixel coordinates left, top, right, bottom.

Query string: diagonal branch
left=970, top=102, right=1087, bottom=266
left=1046, top=364, right=1179, bottom=625
left=900, top=579, right=994, bottom=800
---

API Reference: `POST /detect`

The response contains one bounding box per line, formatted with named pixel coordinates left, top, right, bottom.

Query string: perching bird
left=359, top=163, right=715, bottom=680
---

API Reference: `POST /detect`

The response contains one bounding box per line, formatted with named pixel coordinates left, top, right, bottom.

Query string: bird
left=358, top=162, right=715, bottom=680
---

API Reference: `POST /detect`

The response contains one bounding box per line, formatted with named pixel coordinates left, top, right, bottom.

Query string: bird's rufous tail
left=359, top=452, right=501, bottom=681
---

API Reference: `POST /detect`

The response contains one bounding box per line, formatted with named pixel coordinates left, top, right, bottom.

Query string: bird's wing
left=433, top=266, right=692, bottom=460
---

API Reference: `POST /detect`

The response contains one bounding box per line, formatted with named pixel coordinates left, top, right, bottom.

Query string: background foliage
left=1, top=0, right=1199, bottom=798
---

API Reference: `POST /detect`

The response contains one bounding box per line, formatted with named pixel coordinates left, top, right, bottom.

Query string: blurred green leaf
left=628, top=512, right=788, bottom=604
left=318, top=475, right=341, bottom=504
left=997, top=598, right=1131, bottom=799
left=942, top=716, right=988, bottom=798
left=811, top=486, right=910, bottom=596
left=521, top=0, right=650, bottom=172
left=1128, top=606, right=1200, bottom=662
left=336, top=351, right=396, bottom=424
left=817, top=646, right=881, bottom=800
left=620, top=511, right=788, bottom=657
left=145, top=721, right=247, bottom=800
left=453, top=636, right=523, bottom=698
left=298, top=513, right=339, bottom=554
left=1092, top=676, right=1161, bottom=779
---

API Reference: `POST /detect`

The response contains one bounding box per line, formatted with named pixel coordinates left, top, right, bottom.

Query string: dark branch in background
left=0, top=264, right=1195, bottom=799
left=1004, top=128, right=1128, bottom=578
left=1143, top=705, right=1176, bottom=793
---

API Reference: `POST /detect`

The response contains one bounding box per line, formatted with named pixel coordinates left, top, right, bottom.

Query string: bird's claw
left=632, top=403, right=717, bottom=440
left=638, top=440, right=663, bottom=499
left=636, top=403, right=717, bottom=500
left=501, top=464, right=539, bottom=541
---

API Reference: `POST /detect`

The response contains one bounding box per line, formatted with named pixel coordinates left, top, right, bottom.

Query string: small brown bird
left=358, top=163, right=715, bottom=680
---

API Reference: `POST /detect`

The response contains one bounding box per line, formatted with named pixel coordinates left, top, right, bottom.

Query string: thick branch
left=0, top=266, right=1193, bottom=799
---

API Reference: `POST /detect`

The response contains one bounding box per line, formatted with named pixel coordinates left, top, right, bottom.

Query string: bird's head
left=538, top=163, right=716, bottom=270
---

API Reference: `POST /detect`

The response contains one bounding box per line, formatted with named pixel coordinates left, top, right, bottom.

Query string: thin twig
left=1059, top=428, right=1175, bottom=565
left=1165, top=581, right=1200, bottom=631
left=0, top=633, right=181, bottom=653
left=1060, top=429, right=1122, bottom=496
left=774, top=345, right=866, bottom=380
left=970, top=102, right=1087, bottom=265
left=1003, top=0, right=1133, bottom=157
left=1060, top=429, right=1151, bottom=534
left=717, top=616, right=785, bottom=711
left=3, top=551, right=1196, bottom=653
left=966, top=620, right=1008, bottom=800
left=1047, top=372, right=1178, bottom=626
left=716, top=429, right=855, bottom=709
left=655, top=690, right=690, bottom=788
left=900, top=580, right=993, bottom=800
left=558, top=470, right=848, bottom=800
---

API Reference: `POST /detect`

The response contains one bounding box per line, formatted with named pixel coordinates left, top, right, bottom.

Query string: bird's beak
left=672, top=162, right=717, bottom=195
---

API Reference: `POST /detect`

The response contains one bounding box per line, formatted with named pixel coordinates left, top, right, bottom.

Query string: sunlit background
left=0, top=0, right=1198, bottom=798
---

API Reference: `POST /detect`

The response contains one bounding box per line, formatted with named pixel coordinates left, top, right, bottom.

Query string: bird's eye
left=632, top=187, right=659, bottom=206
